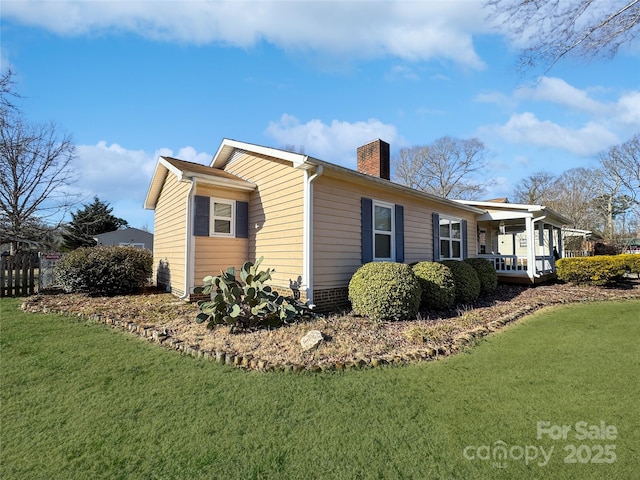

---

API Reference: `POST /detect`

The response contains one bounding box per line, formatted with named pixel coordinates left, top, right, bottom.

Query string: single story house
left=144, top=138, right=572, bottom=311
left=94, top=227, right=154, bottom=251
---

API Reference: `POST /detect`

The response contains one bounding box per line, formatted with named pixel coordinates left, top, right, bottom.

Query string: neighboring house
left=144, top=138, right=573, bottom=311
left=622, top=238, right=640, bottom=254
left=94, top=227, right=154, bottom=251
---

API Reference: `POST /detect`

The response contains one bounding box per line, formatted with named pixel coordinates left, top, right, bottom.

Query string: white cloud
left=71, top=141, right=211, bottom=229
left=3, top=1, right=490, bottom=68
left=264, top=114, right=400, bottom=167
left=488, top=112, right=619, bottom=156
left=516, top=77, right=606, bottom=114
left=616, top=91, right=640, bottom=126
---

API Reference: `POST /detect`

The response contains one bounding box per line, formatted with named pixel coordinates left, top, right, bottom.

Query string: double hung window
left=211, top=199, right=234, bottom=236
left=439, top=217, right=462, bottom=260
left=373, top=200, right=395, bottom=261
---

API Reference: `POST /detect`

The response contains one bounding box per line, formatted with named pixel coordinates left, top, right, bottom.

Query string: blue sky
left=2, top=1, right=639, bottom=231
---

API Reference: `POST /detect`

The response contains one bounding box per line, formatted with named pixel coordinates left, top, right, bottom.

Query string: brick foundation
left=312, top=287, right=351, bottom=314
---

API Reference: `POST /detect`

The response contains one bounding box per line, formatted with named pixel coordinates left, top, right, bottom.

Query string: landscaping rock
left=300, top=330, right=324, bottom=351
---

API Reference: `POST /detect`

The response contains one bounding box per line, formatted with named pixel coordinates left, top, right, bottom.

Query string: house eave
left=211, top=138, right=308, bottom=169
left=457, top=200, right=573, bottom=226
left=298, top=158, right=486, bottom=214
left=209, top=138, right=485, bottom=215
left=144, top=156, right=256, bottom=210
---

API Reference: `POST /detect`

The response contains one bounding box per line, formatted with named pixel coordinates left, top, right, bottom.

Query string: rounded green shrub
left=348, top=262, right=421, bottom=321
left=463, top=257, right=498, bottom=294
left=412, top=261, right=455, bottom=311
left=55, top=246, right=152, bottom=295
left=439, top=260, right=481, bottom=305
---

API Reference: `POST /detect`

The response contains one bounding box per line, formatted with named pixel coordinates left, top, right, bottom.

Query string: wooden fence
left=0, top=252, right=40, bottom=297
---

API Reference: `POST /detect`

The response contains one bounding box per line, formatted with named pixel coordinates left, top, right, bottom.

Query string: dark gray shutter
left=395, top=204, right=404, bottom=263
left=235, top=201, right=249, bottom=238
left=461, top=219, right=468, bottom=259
left=432, top=212, right=440, bottom=261
left=193, top=196, right=210, bottom=236
left=361, top=198, right=373, bottom=263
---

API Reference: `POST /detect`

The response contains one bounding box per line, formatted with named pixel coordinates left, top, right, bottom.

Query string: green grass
left=1, top=298, right=639, bottom=479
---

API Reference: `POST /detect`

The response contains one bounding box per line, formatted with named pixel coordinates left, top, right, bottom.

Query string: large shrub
left=620, top=254, right=640, bottom=278
left=348, top=262, right=421, bottom=321
left=194, top=257, right=311, bottom=332
left=556, top=256, right=627, bottom=286
left=55, top=246, right=152, bottom=295
left=439, top=260, right=481, bottom=305
left=412, top=261, right=456, bottom=311
left=463, top=257, right=498, bottom=294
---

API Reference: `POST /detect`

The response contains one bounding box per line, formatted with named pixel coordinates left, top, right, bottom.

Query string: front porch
left=457, top=200, right=573, bottom=285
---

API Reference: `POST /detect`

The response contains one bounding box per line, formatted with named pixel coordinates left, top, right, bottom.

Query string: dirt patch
left=22, top=280, right=640, bottom=370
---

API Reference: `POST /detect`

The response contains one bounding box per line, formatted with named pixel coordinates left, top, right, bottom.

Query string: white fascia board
left=456, top=199, right=539, bottom=210
left=189, top=172, right=256, bottom=191
left=144, top=158, right=173, bottom=209
left=210, top=138, right=308, bottom=169
left=477, top=211, right=533, bottom=222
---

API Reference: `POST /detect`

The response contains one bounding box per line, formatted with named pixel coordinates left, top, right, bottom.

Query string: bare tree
left=393, top=136, right=489, bottom=199
left=487, top=0, right=640, bottom=72
left=546, top=167, right=600, bottom=231
left=0, top=117, right=77, bottom=253
left=599, top=134, right=640, bottom=200
left=0, top=69, right=20, bottom=122
left=596, top=134, right=640, bottom=239
left=512, top=171, right=558, bottom=204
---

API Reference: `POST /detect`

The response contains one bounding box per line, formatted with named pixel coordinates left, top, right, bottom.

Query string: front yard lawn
left=1, top=297, right=639, bottom=479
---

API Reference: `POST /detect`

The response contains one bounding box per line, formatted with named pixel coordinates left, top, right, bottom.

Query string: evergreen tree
left=62, top=197, right=128, bottom=250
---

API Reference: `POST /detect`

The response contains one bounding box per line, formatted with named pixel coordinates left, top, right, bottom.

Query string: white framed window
left=373, top=200, right=395, bottom=261
left=211, top=199, right=234, bottom=237
left=439, top=217, right=462, bottom=260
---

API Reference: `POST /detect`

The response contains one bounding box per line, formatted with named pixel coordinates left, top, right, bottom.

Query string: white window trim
left=372, top=199, right=395, bottom=262
left=210, top=198, right=235, bottom=237
left=439, top=216, right=463, bottom=260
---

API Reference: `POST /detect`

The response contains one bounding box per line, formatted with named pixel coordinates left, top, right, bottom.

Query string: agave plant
left=194, top=257, right=312, bottom=332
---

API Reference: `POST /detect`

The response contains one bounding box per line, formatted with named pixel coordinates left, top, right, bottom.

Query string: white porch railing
left=479, top=255, right=555, bottom=276
left=480, top=255, right=526, bottom=273
left=535, top=255, right=554, bottom=275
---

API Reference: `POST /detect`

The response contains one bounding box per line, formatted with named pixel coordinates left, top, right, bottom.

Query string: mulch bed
left=21, top=279, right=640, bottom=371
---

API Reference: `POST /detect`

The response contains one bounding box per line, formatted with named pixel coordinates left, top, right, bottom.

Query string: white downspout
left=181, top=177, right=196, bottom=299
left=302, top=165, right=323, bottom=306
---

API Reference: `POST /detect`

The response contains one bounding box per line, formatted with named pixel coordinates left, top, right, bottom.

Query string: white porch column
left=526, top=216, right=536, bottom=280
left=549, top=225, right=556, bottom=272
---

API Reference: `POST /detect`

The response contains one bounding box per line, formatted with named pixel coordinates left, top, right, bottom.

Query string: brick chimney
left=357, top=139, right=390, bottom=180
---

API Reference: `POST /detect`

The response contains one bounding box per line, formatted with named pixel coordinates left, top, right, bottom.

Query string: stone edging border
left=21, top=300, right=552, bottom=372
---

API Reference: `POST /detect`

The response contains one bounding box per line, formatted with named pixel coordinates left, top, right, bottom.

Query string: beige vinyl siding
left=192, top=184, right=250, bottom=286
left=153, top=173, right=190, bottom=296
left=312, top=172, right=477, bottom=290
left=224, top=153, right=305, bottom=292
